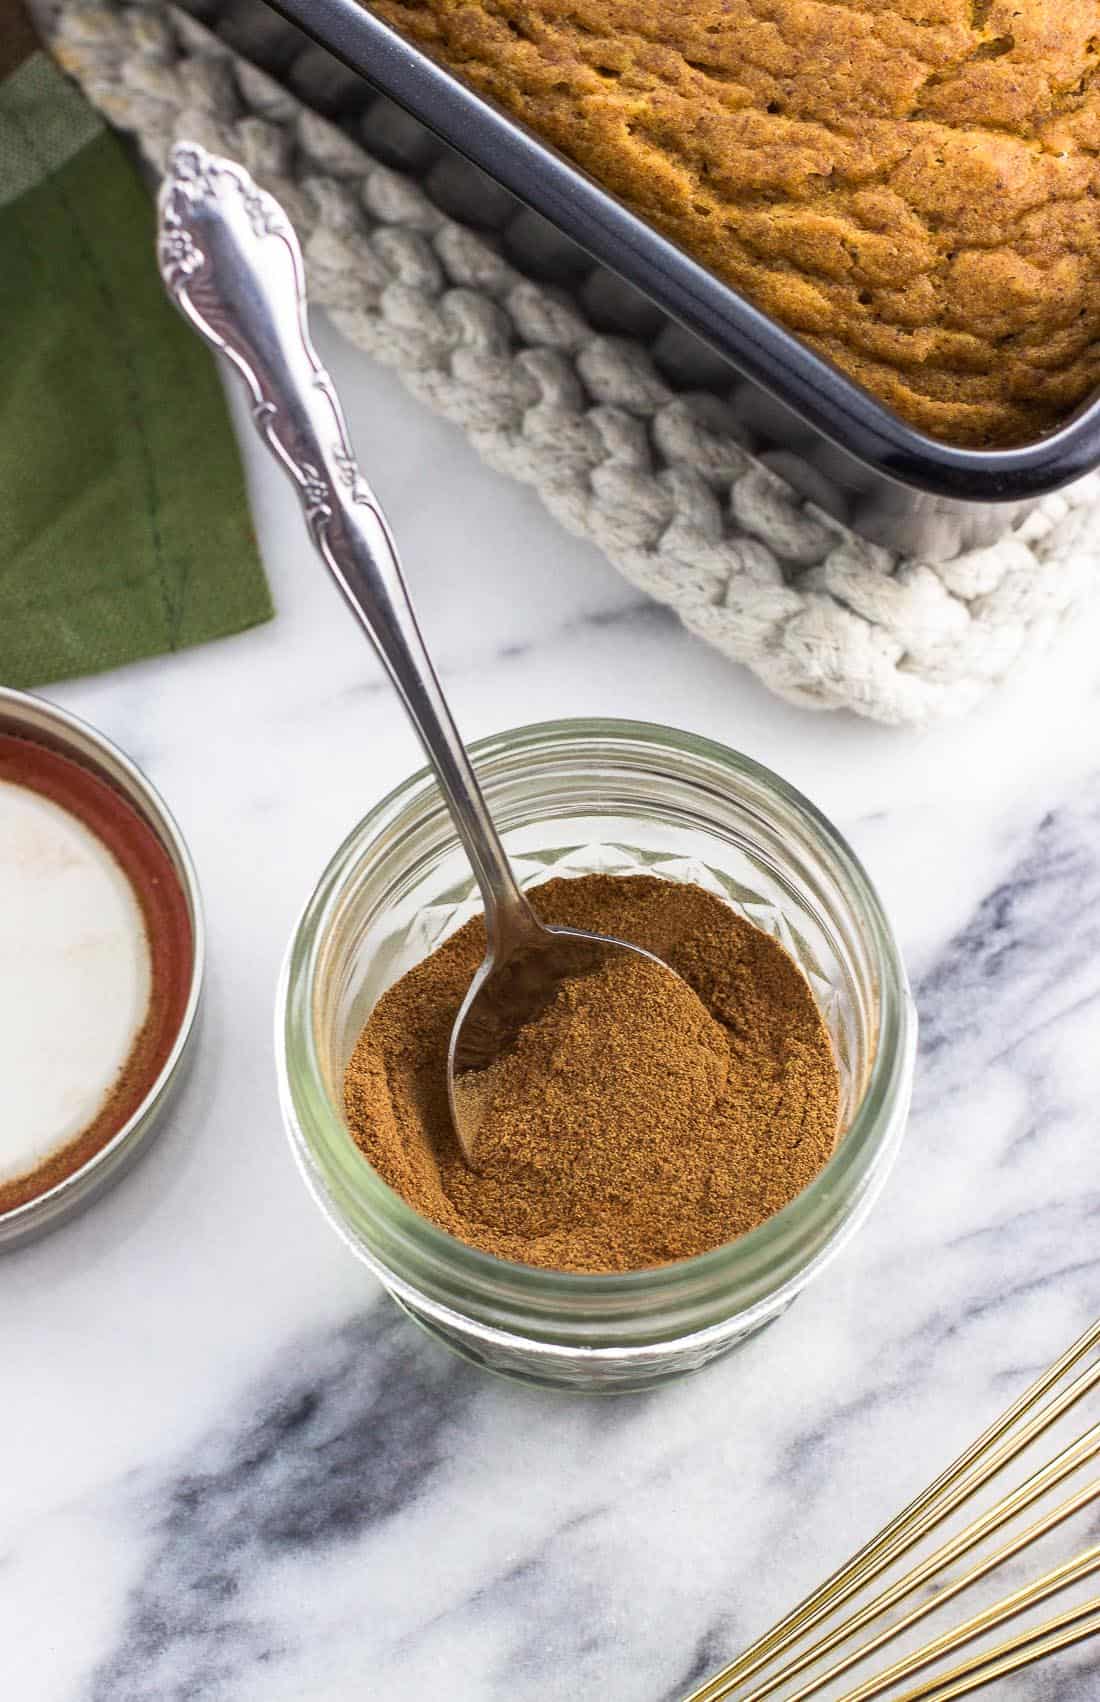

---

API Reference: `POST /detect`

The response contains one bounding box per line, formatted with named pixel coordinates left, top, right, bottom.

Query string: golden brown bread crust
left=367, top=0, right=1100, bottom=447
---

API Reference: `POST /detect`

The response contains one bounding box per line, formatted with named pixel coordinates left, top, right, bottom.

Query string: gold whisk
left=686, top=1317, right=1100, bottom=1702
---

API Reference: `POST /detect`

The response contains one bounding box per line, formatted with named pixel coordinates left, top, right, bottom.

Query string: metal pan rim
left=266, top=0, right=1100, bottom=504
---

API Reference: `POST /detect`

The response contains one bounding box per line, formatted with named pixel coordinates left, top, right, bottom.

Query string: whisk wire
left=866, top=1597, right=1100, bottom=1702
left=740, top=1419, right=1100, bottom=1702
left=687, top=1320, right=1100, bottom=1701
left=686, top=1317, right=1100, bottom=1702
left=827, top=1543, right=1100, bottom=1702
left=765, top=1479, right=1100, bottom=1702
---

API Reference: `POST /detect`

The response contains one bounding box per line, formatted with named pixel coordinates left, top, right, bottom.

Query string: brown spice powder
left=343, top=875, right=840, bottom=1273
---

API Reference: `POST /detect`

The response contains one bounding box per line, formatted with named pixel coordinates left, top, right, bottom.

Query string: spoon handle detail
left=157, top=143, right=535, bottom=951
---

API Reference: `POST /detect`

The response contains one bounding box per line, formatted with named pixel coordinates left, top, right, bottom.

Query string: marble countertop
left=5, top=314, right=1100, bottom=1702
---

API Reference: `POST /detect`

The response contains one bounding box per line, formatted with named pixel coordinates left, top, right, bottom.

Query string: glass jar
left=277, top=719, right=916, bottom=1392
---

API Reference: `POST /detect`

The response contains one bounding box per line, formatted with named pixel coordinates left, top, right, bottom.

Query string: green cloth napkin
left=0, top=51, right=272, bottom=688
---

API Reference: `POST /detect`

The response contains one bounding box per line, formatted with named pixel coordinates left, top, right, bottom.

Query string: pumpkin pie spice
left=343, top=875, right=839, bottom=1273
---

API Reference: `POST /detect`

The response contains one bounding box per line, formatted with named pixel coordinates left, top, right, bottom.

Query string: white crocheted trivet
left=51, top=0, right=1100, bottom=723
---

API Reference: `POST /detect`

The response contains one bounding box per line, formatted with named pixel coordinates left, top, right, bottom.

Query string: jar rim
left=278, top=716, right=914, bottom=1304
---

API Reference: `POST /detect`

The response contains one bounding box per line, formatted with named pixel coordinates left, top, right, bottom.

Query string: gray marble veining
left=3, top=312, right=1100, bottom=1701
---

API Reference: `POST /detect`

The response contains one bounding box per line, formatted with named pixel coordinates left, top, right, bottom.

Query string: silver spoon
left=156, top=143, right=689, bottom=1164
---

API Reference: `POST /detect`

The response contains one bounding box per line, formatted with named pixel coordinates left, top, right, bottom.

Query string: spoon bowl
left=447, top=921, right=684, bottom=1160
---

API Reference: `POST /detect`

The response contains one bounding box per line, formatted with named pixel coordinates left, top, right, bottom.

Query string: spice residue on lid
left=344, top=874, right=840, bottom=1272
left=0, top=734, right=193, bottom=1214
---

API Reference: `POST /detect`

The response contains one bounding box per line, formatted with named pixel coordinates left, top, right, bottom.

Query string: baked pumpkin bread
left=367, top=0, right=1100, bottom=447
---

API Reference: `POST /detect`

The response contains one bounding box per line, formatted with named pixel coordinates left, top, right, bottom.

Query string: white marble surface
left=4, top=314, right=1100, bottom=1701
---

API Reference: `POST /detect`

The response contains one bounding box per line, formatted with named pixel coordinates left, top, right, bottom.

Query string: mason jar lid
left=0, top=687, right=204, bottom=1248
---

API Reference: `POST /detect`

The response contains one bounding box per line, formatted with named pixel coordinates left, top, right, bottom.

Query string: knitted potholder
left=50, top=0, right=1100, bottom=723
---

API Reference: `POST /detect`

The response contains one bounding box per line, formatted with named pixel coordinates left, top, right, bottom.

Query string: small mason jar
left=277, top=719, right=916, bottom=1392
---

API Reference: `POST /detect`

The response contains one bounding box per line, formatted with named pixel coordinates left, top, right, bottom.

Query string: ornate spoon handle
left=157, top=143, right=535, bottom=949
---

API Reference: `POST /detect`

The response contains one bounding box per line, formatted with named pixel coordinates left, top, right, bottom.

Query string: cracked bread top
left=368, top=0, right=1100, bottom=447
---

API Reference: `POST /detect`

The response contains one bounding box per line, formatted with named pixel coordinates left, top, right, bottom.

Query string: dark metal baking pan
left=265, top=0, right=1100, bottom=536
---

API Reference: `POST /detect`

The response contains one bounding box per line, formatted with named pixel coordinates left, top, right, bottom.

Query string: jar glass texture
left=277, top=720, right=916, bottom=1392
